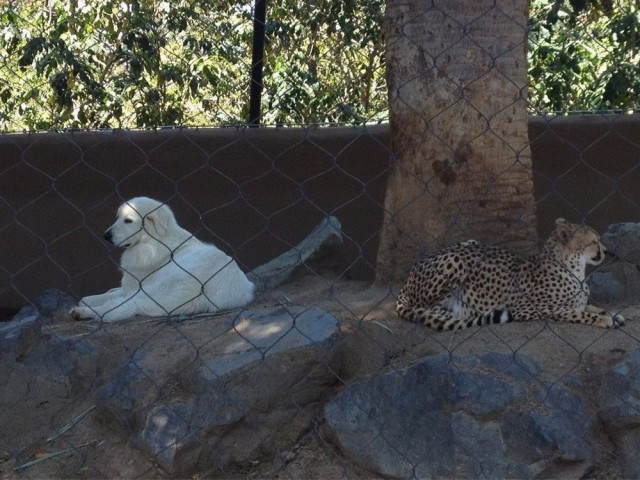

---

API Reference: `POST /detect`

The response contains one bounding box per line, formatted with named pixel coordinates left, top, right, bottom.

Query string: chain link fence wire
left=0, top=0, right=387, bottom=130
left=1, top=0, right=640, bottom=478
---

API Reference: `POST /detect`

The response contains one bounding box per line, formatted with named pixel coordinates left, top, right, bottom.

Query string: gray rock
left=1, top=307, right=41, bottom=360
left=0, top=331, right=99, bottom=409
left=97, top=307, right=340, bottom=474
left=33, top=288, right=77, bottom=324
left=589, top=222, right=640, bottom=303
left=325, top=353, right=594, bottom=479
left=1, top=288, right=99, bottom=405
left=137, top=403, right=200, bottom=470
left=97, top=352, right=158, bottom=429
left=587, top=271, right=624, bottom=304
left=601, top=223, right=640, bottom=262
left=199, top=307, right=340, bottom=379
left=598, top=348, right=640, bottom=479
left=26, top=336, right=99, bottom=395
left=247, top=216, right=344, bottom=292
left=609, top=431, right=640, bottom=480
left=10, top=305, right=38, bottom=322
left=2, top=289, right=82, bottom=360
left=136, top=386, right=249, bottom=470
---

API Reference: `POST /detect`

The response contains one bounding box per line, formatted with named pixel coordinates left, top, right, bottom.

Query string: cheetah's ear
left=554, top=218, right=572, bottom=243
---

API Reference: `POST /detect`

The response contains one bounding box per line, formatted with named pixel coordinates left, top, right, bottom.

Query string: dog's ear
left=144, top=204, right=175, bottom=239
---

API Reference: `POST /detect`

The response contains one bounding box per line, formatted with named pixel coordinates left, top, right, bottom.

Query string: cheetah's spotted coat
left=397, top=218, right=625, bottom=331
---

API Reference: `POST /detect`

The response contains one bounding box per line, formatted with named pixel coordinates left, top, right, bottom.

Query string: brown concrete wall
left=2, top=115, right=640, bottom=309
left=0, top=126, right=392, bottom=310
left=529, top=115, right=640, bottom=236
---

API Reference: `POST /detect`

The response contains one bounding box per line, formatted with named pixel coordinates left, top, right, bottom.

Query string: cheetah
left=396, top=218, right=625, bottom=331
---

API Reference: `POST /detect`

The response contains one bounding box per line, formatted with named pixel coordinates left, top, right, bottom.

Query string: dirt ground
left=1, top=272, right=639, bottom=479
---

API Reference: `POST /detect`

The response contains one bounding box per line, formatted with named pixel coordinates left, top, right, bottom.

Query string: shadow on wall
left=1, top=115, right=640, bottom=308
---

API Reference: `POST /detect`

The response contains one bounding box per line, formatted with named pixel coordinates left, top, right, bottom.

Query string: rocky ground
left=2, top=221, right=640, bottom=479
left=1, top=270, right=640, bottom=479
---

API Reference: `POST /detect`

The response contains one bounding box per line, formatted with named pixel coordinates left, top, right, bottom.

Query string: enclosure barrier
left=1, top=0, right=640, bottom=478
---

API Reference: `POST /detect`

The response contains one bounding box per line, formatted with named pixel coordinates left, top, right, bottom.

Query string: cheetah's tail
left=439, top=308, right=515, bottom=331
left=397, top=298, right=515, bottom=331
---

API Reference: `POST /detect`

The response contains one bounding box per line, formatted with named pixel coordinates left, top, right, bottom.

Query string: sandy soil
left=1, top=272, right=638, bottom=479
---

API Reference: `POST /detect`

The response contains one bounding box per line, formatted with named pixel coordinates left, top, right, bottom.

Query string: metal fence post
left=249, top=0, right=267, bottom=126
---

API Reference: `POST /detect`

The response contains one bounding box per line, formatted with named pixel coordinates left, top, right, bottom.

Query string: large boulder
left=600, top=223, right=640, bottom=261
left=1, top=308, right=41, bottom=360
left=97, top=307, right=340, bottom=475
left=598, top=348, right=640, bottom=479
left=247, top=216, right=344, bottom=292
left=589, top=222, right=640, bottom=303
left=0, top=319, right=99, bottom=460
left=3, top=218, right=346, bottom=476
left=3, top=288, right=78, bottom=360
left=324, top=353, right=595, bottom=479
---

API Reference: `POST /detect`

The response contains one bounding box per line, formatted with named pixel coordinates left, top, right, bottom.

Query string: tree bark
left=377, top=0, right=537, bottom=281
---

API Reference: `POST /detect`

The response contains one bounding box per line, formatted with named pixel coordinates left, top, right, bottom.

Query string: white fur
left=70, top=197, right=255, bottom=322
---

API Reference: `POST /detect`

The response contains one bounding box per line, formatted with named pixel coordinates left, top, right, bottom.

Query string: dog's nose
left=104, top=229, right=113, bottom=243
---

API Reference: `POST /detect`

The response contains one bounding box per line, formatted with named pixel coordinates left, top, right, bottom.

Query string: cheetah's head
left=550, top=218, right=606, bottom=266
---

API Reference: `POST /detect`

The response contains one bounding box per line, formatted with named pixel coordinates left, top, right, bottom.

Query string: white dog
left=70, top=197, right=255, bottom=322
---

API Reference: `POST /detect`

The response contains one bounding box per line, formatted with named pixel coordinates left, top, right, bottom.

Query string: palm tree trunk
left=377, top=0, right=537, bottom=281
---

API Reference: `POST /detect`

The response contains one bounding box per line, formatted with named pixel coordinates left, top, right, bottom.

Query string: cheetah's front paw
left=612, top=313, right=626, bottom=328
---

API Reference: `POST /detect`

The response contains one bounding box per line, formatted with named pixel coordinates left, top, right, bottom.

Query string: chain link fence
left=0, top=0, right=386, bottom=130
left=1, top=0, right=640, bottom=478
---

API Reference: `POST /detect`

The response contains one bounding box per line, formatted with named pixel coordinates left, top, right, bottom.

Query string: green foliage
left=262, top=0, right=385, bottom=125
left=0, top=0, right=253, bottom=130
left=0, top=0, right=637, bottom=131
left=0, top=0, right=385, bottom=131
left=528, top=0, right=640, bottom=113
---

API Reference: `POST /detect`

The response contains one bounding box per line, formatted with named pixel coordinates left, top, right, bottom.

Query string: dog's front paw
left=69, top=306, right=98, bottom=321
